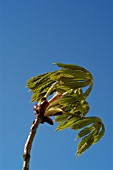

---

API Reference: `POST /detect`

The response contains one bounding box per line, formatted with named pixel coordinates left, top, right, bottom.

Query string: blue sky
left=0, top=0, right=113, bottom=170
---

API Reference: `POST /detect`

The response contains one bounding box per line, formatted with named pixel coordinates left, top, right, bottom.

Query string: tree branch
left=22, top=115, right=42, bottom=170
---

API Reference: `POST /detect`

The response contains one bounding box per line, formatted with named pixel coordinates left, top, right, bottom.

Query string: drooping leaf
left=75, top=124, right=96, bottom=140
left=27, top=63, right=93, bottom=103
left=53, top=62, right=93, bottom=79
left=26, top=62, right=105, bottom=157
left=55, top=121, right=70, bottom=131
left=56, top=116, right=81, bottom=131
left=55, top=114, right=72, bottom=123
left=93, top=123, right=105, bottom=144
left=27, top=72, right=54, bottom=91
left=76, top=135, right=94, bottom=157
left=81, top=83, right=93, bottom=100
left=60, top=69, right=92, bottom=81
left=75, top=121, right=104, bottom=157
left=53, top=90, right=90, bottom=117
left=60, top=77, right=92, bottom=90
left=71, top=116, right=102, bottom=130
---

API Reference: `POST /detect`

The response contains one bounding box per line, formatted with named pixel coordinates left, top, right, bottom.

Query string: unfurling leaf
left=53, top=62, right=93, bottom=79
left=55, top=116, right=81, bottom=131
left=26, top=62, right=105, bottom=157
left=93, top=123, right=105, bottom=144
left=75, top=122, right=103, bottom=156
left=45, top=108, right=64, bottom=117
left=76, top=135, right=94, bottom=157
left=71, top=116, right=101, bottom=130
left=75, top=124, right=96, bottom=140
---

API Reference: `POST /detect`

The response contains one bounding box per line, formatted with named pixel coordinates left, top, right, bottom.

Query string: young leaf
left=75, top=124, right=96, bottom=140
left=25, top=62, right=105, bottom=158
left=45, top=108, right=64, bottom=117
left=54, top=114, right=71, bottom=123
left=60, top=69, right=92, bottom=81
left=71, top=116, right=101, bottom=130
left=82, top=83, right=93, bottom=100
left=60, top=77, right=92, bottom=90
left=56, top=116, right=81, bottom=131
left=93, top=123, right=105, bottom=144
left=76, top=136, right=94, bottom=157
left=54, top=62, right=93, bottom=77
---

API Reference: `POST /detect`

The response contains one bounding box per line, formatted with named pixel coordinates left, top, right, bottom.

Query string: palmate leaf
left=93, top=123, right=105, bottom=144
left=55, top=116, right=81, bottom=131
left=27, top=63, right=93, bottom=102
left=26, top=62, right=105, bottom=157
left=27, top=72, right=55, bottom=91
left=81, top=83, right=93, bottom=101
left=27, top=72, right=56, bottom=102
left=76, top=122, right=102, bottom=157
left=75, top=123, right=97, bottom=140
left=71, top=116, right=101, bottom=130
left=55, top=114, right=72, bottom=123
left=53, top=62, right=93, bottom=79
left=59, top=77, right=92, bottom=90
left=76, top=135, right=94, bottom=157
left=60, top=69, right=91, bottom=80
left=53, top=89, right=90, bottom=118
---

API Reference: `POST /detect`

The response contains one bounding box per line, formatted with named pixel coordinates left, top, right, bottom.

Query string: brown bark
left=22, top=115, right=41, bottom=170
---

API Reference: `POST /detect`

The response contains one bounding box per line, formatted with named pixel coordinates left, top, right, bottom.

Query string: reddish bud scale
left=33, top=98, right=53, bottom=125
left=98, top=121, right=102, bottom=125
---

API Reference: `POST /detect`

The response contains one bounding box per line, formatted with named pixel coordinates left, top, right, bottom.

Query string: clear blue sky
left=0, top=0, right=113, bottom=170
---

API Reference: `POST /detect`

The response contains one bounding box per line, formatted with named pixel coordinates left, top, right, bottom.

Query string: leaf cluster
left=27, top=62, right=105, bottom=157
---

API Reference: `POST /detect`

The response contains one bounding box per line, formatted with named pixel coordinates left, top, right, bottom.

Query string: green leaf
left=26, top=62, right=105, bottom=157
left=54, top=63, right=93, bottom=77
left=93, top=123, right=105, bottom=144
left=56, top=116, right=81, bottom=131
left=60, top=69, right=92, bottom=81
left=75, top=122, right=103, bottom=156
left=27, top=72, right=54, bottom=91
left=27, top=73, right=46, bottom=87
left=45, top=108, right=64, bottom=117
left=71, top=116, right=102, bottom=130
left=82, top=83, right=93, bottom=100
left=60, top=77, right=92, bottom=90
left=75, top=124, right=96, bottom=140
left=27, top=63, right=93, bottom=103
left=55, top=121, right=70, bottom=131
left=31, top=90, right=46, bottom=102
left=76, top=136, right=94, bottom=157
left=54, top=114, right=71, bottom=123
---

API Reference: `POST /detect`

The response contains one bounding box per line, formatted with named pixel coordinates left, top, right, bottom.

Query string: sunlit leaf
left=75, top=124, right=96, bottom=140
left=93, top=123, right=105, bottom=144
left=54, top=62, right=93, bottom=78
left=76, top=136, right=94, bottom=157
left=45, top=108, right=64, bottom=117
left=71, top=116, right=101, bottom=130
left=56, top=116, right=81, bottom=131
left=26, top=62, right=105, bottom=157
